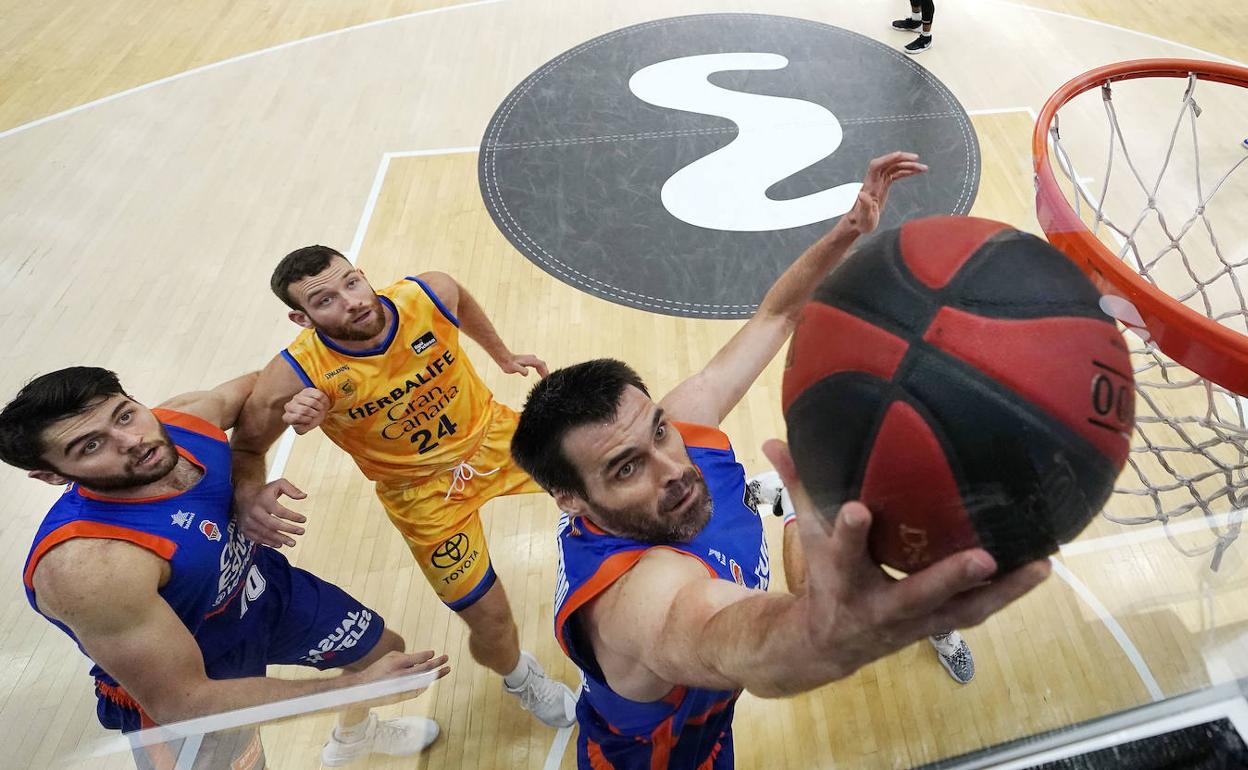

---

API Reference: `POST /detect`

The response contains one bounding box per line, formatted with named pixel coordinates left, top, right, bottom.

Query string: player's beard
left=322, top=295, right=388, bottom=341
left=62, top=424, right=179, bottom=491
left=587, top=468, right=713, bottom=544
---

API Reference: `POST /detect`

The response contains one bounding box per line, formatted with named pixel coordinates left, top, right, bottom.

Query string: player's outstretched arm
left=659, top=152, right=927, bottom=426
left=417, top=271, right=548, bottom=379
left=229, top=355, right=312, bottom=547
left=31, top=540, right=449, bottom=725
left=589, top=440, right=1048, bottom=700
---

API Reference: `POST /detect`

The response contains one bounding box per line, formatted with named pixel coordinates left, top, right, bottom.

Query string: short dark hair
left=0, top=367, right=128, bottom=471
left=512, top=359, right=649, bottom=497
left=270, top=245, right=346, bottom=310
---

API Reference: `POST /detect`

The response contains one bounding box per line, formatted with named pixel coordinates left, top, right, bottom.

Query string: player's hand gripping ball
left=782, top=216, right=1135, bottom=573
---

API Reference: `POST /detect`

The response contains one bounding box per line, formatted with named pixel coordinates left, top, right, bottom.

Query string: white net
left=1044, top=67, right=1248, bottom=571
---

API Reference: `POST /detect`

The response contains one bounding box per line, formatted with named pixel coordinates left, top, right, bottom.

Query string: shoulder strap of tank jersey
left=151, top=408, right=227, bottom=442
left=279, top=348, right=316, bottom=389
left=404, top=276, right=461, bottom=327
left=671, top=422, right=731, bottom=451
left=24, top=521, right=177, bottom=589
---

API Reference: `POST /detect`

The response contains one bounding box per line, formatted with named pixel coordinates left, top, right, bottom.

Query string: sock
left=910, top=8, right=921, bottom=19
left=334, top=715, right=372, bottom=743
left=921, top=30, right=932, bottom=37
left=503, top=655, right=532, bottom=688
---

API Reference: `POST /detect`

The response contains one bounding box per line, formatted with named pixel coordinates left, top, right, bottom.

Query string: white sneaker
left=929, top=631, right=975, bottom=684
left=503, top=651, right=576, bottom=728
left=320, top=713, right=440, bottom=766
left=746, top=471, right=794, bottom=519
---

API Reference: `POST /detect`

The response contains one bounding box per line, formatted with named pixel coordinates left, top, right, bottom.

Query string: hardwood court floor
left=1, top=1, right=1246, bottom=768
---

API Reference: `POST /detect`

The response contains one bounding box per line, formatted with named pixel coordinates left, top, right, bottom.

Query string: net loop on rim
left=1034, top=59, right=1248, bottom=571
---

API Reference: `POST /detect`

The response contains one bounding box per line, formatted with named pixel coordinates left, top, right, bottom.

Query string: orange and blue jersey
left=553, top=423, right=770, bottom=770
left=22, top=410, right=259, bottom=729
left=281, top=277, right=496, bottom=483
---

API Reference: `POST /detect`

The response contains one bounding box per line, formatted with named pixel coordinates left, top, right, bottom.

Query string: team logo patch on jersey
left=200, top=520, right=222, bottom=541
left=411, top=331, right=437, bottom=355
left=171, top=510, right=195, bottom=529
left=338, top=378, right=356, bottom=396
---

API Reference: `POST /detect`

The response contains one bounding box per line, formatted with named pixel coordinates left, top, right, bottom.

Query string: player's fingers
left=534, top=360, right=550, bottom=378
left=270, top=502, right=308, bottom=524
left=822, top=501, right=876, bottom=577
left=269, top=517, right=306, bottom=536
left=408, top=649, right=437, bottom=664
left=887, top=549, right=1000, bottom=620
left=934, top=560, right=1051, bottom=631
left=273, top=478, right=307, bottom=500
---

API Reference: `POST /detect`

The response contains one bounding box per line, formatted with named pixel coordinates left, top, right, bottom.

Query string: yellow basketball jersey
left=282, top=277, right=496, bottom=483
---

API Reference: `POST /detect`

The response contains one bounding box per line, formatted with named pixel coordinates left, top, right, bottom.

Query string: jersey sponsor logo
left=411, top=331, right=437, bottom=355
left=345, top=350, right=458, bottom=420
left=200, top=520, right=222, bottom=541
left=729, top=559, right=744, bottom=586
left=214, top=520, right=255, bottom=609
left=433, top=533, right=482, bottom=586
left=431, top=533, right=470, bottom=568
left=171, top=510, right=195, bottom=529
left=302, top=609, right=374, bottom=664
left=323, top=364, right=351, bottom=380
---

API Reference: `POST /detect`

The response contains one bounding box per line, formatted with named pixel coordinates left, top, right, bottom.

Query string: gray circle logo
left=480, top=14, right=980, bottom=319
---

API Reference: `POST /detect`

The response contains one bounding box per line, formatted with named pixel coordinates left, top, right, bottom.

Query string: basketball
left=781, top=216, right=1135, bottom=574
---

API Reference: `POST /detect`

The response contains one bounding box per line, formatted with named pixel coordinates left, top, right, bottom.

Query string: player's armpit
left=586, top=548, right=758, bottom=699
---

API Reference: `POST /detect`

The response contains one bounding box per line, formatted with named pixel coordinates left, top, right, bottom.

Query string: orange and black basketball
left=782, top=216, right=1135, bottom=573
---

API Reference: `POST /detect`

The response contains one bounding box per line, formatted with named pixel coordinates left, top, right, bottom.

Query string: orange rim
left=1033, top=58, right=1248, bottom=395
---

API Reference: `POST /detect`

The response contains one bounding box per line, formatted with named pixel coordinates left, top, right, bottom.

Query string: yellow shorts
left=374, top=402, right=542, bottom=611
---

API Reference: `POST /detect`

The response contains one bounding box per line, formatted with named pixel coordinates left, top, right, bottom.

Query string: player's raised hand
left=843, top=152, right=928, bottom=236
left=235, top=477, right=308, bottom=548
left=283, top=388, right=330, bottom=435
left=761, top=439, right=1049, bottom=679
left=499, top=354, right=549, bottom=379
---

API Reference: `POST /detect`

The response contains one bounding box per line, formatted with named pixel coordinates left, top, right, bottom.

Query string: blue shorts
left=98, top=547, right=385, bottom=735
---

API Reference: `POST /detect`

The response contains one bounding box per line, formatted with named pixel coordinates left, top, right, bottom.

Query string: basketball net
left=1036, top=61, right=1248, bottom=571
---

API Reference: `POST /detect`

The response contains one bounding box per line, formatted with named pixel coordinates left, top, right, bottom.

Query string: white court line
left=967, top=107, right=1033, bottom=116
left=1022, top=98, right=1169, bottom=707
left=341, top=142, right=579, bottom=769
left=1049, top=557, right=1164, bottom=702
left=1061, top=510, right=1246, bottom=557
left=986, top=0, right=1246, bottom=68
left=83, top=670, right=440, bottom=756
left=0, top=0, right=504, bottom=142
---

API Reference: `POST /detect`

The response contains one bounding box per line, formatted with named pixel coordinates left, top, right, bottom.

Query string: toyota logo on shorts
left=432, top=533, right=470, bottom=568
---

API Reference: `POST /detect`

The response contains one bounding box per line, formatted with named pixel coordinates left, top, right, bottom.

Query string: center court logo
left=480, top=13, right=980, bottom=319
left=432, top=532, right=471, bottom=568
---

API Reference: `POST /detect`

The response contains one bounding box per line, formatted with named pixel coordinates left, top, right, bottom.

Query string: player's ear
left=288, top=309, right=313, bottom=329
left=553, top=489, right=586, bottom=516
left=29, top=469, right=70, bottom=487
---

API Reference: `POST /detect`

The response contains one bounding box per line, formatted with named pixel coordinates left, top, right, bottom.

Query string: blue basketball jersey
left=554, top=422, right=770, bottom=769
left=22, top=409, right=259, bottom=724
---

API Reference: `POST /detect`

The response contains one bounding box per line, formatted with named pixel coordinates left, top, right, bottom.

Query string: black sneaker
left=904, top=34, right=933, bottom=55
left=891, top=17, right=923, bottom=32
